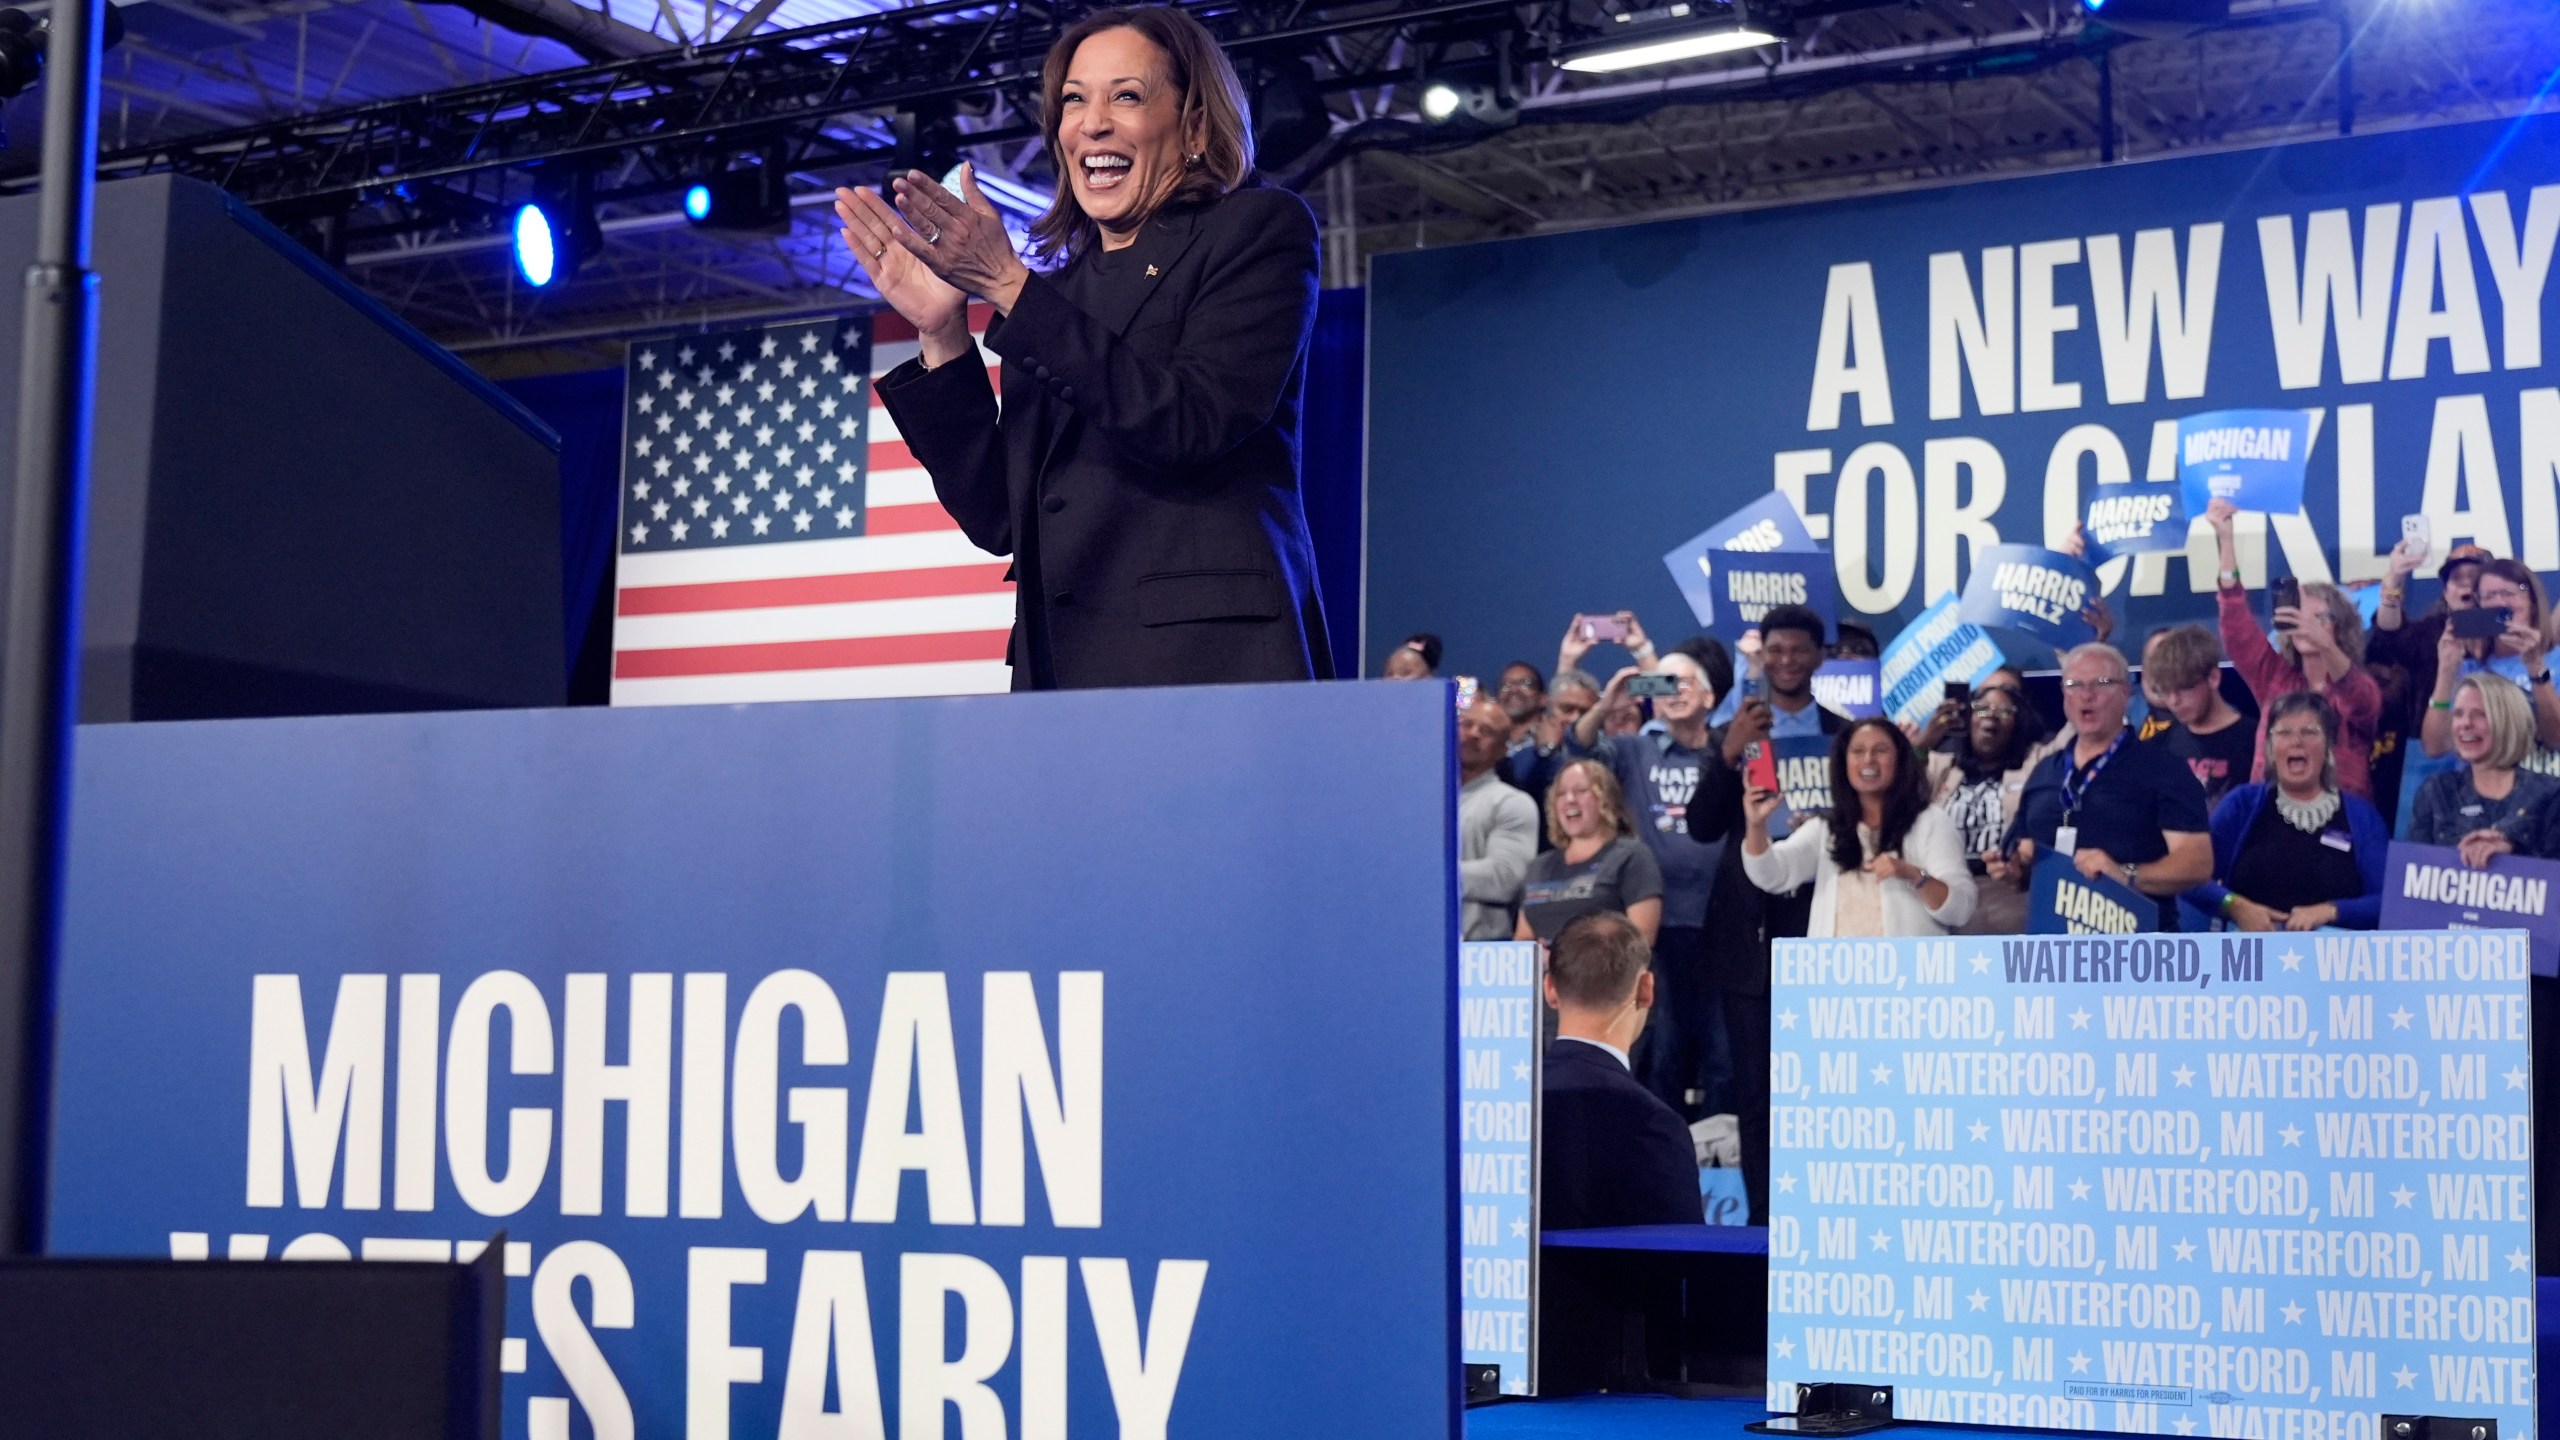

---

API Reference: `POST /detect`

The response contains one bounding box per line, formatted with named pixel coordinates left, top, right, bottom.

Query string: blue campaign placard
left=2178, top=409, right=2314, bottom=516
left=1664, top=493, right=1820, bottom=628
left=1960, top=545, right=2103, bottom=650
left=48, top=685, right=1458, bottom=1440
left=1812, top=659, right=1884, bottom=720
left=2030, top=853, right=2151, bottom=935
left=1754, top=733, right=1836, bottom=842
left=1458, top=942, right=1540, bottom=1395
left=1767, top=931, right=2535, bottom=1440
left=1878, top=595, right=2007, bottom=730
left=2379, top=841, right=2560, bottom=978
left=1708, top=549, right=1840, bottom=644
left=2083, top=479, right=2191, bottom=563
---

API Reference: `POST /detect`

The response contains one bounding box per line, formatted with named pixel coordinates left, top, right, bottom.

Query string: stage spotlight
left=683, top=160, right=790, bottom=235
left=1560, top=1, right=1778, bottom=73
left=513, top=173, right=600, bottom=288
left=1421, top=82, right=1463, bottom=122
left=2078, top=0, right=2231, bottom=39
left=683, top=183, right=712, bottom=221
left=1416, top=65, right=1516, bottom=131
left=513, top=203, right=559, bottom=287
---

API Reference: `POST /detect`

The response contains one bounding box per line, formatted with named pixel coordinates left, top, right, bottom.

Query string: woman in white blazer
left=1741, top=717, right=1977, bottom=937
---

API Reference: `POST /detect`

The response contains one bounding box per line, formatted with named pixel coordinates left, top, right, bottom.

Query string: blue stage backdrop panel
left=1367, top=113, right=2560, bottom=681
left=48, top=683, right=1458, bottom=1440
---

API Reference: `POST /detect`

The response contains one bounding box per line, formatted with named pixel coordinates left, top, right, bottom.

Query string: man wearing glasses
left=1989, top=643, right=2213, bottom=930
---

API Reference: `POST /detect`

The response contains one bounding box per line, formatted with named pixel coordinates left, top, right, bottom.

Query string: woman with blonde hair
left=1515, top=758, right=1663, bottom=945
left=2410, top=672, right=2560, bottom=866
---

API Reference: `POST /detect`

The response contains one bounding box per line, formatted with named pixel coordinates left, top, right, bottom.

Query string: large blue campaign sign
left=1457, top=941, right=1539, bottom=1395
left=1766, top=932, right=2534, bottom=1439
left=1369, top=113, right=2560, bottom=681
left=2378, top=840, right=2560, bottom=978
left=47, top=685, right=1458, bottom=1440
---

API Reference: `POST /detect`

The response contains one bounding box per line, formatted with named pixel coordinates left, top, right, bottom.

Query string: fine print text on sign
left=1766, top=931, right=2534, bottom=1440
left=1458, top=941, right=1539, bottom=1395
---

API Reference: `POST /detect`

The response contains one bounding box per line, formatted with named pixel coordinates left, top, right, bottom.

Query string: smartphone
left=1628, top=673, right=1679, bottom=697
left=1453, top=676, right=1479, bottom=711
left=2272, top=576, right=2301, bottom=626
left=2452, top=607, right=2511, bottom=641
left=1739, top=672, right=1764, bottom=704
left=1944, top=680, right=1972, bottom=708
left=2403, top=514, right=2431, bottom=550
left=1742, top=740, right=1779, bottom=794
left=1579, top=613, right=1629, bottom=643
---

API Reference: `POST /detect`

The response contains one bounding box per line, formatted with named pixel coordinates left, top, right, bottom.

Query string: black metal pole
left=2097, top=48, right=2117, bottom=165
left=0, top=0, right=105, bottom=1259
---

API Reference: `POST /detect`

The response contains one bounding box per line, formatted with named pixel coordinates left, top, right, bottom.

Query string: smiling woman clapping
left=835, top=6, right=1331, bottom=689
left=1740, top=719, right=1976, bottom=937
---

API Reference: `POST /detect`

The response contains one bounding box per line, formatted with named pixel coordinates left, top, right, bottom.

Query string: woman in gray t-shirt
left=1515, top=758, right=1665, bottom=943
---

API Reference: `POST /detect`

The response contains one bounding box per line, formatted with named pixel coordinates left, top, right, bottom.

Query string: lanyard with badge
left=2053, top=730, right=2126, bottom=857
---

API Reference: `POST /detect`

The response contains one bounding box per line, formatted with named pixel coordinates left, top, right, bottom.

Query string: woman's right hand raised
left=836, top=186, right=968, bottom=346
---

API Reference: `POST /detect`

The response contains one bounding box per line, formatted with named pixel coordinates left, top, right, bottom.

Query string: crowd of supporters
left=1390, top=516, right=2560, bottom=1226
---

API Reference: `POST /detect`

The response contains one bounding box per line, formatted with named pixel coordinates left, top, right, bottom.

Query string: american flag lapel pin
left=1146, top=264, right=1159, bottom=277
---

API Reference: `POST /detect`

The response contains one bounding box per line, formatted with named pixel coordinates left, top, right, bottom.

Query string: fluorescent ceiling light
left=1560, top=23, right=1778, bottom=73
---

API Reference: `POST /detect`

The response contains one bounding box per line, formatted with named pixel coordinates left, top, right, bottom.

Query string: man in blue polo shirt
left=1994, top=642, right=2214, bottom=929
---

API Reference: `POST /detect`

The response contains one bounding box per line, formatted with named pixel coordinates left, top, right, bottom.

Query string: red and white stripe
left=610, top=307, right=1016, bottom=706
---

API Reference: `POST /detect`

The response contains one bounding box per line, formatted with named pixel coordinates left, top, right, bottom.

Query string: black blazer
left=1689, top=705, right=1854, bottom=994
left=875, top=185, right=1333, bottom=690
left=1541, top=1039, right=1704, bottom=1231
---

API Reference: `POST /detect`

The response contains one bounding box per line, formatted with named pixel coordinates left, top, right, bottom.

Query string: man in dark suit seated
left=1542, top=911, right=1705, bottom=1229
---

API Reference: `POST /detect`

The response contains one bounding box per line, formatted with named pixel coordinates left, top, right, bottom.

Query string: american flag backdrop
left=608, top=307, right=1014, bottom=704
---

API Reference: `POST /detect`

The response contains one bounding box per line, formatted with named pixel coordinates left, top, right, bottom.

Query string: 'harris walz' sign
left=2379, top=839, right=2560, bottom=976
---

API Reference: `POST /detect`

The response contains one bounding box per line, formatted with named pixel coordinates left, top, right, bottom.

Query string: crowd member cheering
left=1504, top=667, right=1601, bottom=831
left=845, top=6, right=1330, bottom=688
left=1382, top=632, right=1441, bottom=679
left=1992, top=643, right=2213, bottom=929
left=1682, top=603, right=1848, bottom=1222
left=1923, top=668, right=2069, bottom=935
left=2421, top=558, right=2560, bottom=755
left=1567, top=631, right=1726, bottom=1117
left=2203, top=501, right=2382, bottom=798
left=2373, top=537, right=2489, bottom=733
left=1457, top=693, right=1537, bottom=940
left=1740, top=719, right=1977, bottom=936
left=2188, top=693, right=2388, bottom=932
left=2138, top=626, right=2253, bottom=806
left=1516, top=759, right=1665, bottom=944
left=2410, top=673, right=2560, bottom=865
left=1495, top=662, right=1548, bottom=764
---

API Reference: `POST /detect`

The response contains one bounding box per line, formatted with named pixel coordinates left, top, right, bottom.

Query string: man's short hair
left=1548, top=911, right=1651, bottom=1009
left=1501, top=660, right=1546, bottom=690
left=2144, top=625, right=2223, bottom=691
left=1551, top=667, right=1601, bottom=698
left=1760, top=604, right=1827, bottom=648
left=2062, top=641, right=2131, bottom=682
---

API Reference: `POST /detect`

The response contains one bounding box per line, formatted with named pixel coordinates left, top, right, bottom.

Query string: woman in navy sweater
left=2187, top=692, right=2389, bottom=931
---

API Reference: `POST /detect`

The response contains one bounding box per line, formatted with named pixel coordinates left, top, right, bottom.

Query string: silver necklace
left=2273, top=787, right=2340, bottom=833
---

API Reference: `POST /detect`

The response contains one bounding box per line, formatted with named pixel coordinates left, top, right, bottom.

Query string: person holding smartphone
left=2203, top=499, right=2384, bottom=800
left=1740, top=718, right=1976, bottom=937
left=2419, top=557, right=2560, bottom=757
left=2373, top=532, right=2489, bottom=726
left=1925, top=667, right=2069, bottom=935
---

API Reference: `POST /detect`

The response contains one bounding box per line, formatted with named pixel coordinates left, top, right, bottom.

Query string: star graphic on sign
left=820, top=349, right=840, bottom=371
left=677, top=387, right=696, bottom=410
left=636, top=392, right=655, bottom=414
left=775, top=445, right=797, bottom=467
left=711, top=516, right=730, bottom=538
left=1773, top=1338, right=1796, bottom=1360
left=631, top=478, right=650, bottom=500
left=735, top=403, right=756, bottom=426
left=778, top=399, right=798, bottom=423
left=2069, top=1006, right=2091, bottom=1029
left=713, top=474, right=732, bottom=493
left=2507, top=1064, right=2529, bottom=1090
left=759, top=333, right=778, bottom=358
left=2280, top=1300, right=2304, bottom=1324
left=637, top=348, right=657, bottom=370
left=2068, top=1350, right=2091, bottom=1374
left=753, top=469, right=774, bottom=491
left=694, top=407, right=714, bottom=429
left=1968, top=1120, right=1989, bottom=1141
left=2068, top=1178, right=2091, bottom=1201
left=653, top=413, right=674, bottom=434
left=670, top=519, right=690, bottom=542
left=838, top=462, right=859, bottom=484
left=755, top=424, right=776, bottom=447
left=2173, top=1419, right=2197, bottom=1435
left=1967, top=1289, right=1988, bottom=1312
left=1777, top=1008, right=1798, bottom=1030
left=819, top=395, right=840, bottom=417
left=834, top=507, right=856, bottom=529
left=1511, top=1218, right=1528, bottom=1238
left=652, top=456, right=672, bottom=478
left=2389, top=1005, right=2413, bottom=1029
left=2278, top=1122, right=2303, bottom=1146
left=692, top=453, right=713, bottom=474
left=816, top=486, right=837, bottom=508
left=656, top=369, right=676, bottom=391
left=751, top=512, right=772, bottom=535
left=698, top=364, right=715, bottom=385
left=1513, top=1062, right=1531, bottom=1081
left=2392, top=1366, right=2416, bottom=1390
left=2509, top=1247, right=2533, bottom=1273
left=1775, top=1173, right=1797, bottom=1194
left=798, top=420, right=819, bottom=444
left=2172, top=1238, right=2196, bottom=1261
left=2279, top=947, right=2302, bottom=972
left=818, top=440, right=838, bottom=462
left=779, top=356, right=798, bottom=377
left=801, top=375, right=821, bottom=398
left=691, top=497, right=710, bottom=518
left=2390, top=1184, right=2414, bottom=1208
left=715, top=383, right=735, bottom=405
left=800, top=329, right=821, bottom=352
left=2172, top=1063, right=2195, bottom=1087
left=1970, top=953, right=1992, bottom=974
left=628, top=522, right=647, bottom=544
left=671, top=433, right=692, bottom=454
left=1868, top=1231, right=1891, bottom=1253
left=841, top=368, right=863, bottom=390
left=841, top=416, right=861, bottom=438
left=650, top=499, right=670, bottom=521
left=792, top=510, right=814, bottom=532
left=714, top=429, right=733, bottom=451
left=632, top=436, right=652, bottom=457
left=714, top=341, right=733, bottom=362
left=795, top=465, right=816, bottom=487
left=731, top=493, right=751, bottom=515
left=1870, top=1064, right=1891, bottom=1085
left=678, top=344, right=697, bottom=366
left=757, top=380, right=778, bottom=403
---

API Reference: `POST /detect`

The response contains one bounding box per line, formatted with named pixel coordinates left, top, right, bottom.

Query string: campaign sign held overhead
left=1665, top=493, right=1825, bottom=629
left=1878, top=596, right=2007, bottom=730
left=47, top=685, right=1458, bottom=1440
left=2082, top=479, right=2192, bottom=563
left=1766, top=930, right=2535, bottom=1440
left=2177, top=409, right=2313, bottom=517
left=1959, top=545, right=2102, bottom=650
left=1706, top=548, right=1840, bottom=643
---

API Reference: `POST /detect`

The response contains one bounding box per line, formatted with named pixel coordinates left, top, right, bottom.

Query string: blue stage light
left=684, top=183, right=713, bottom=222
left=513, top=202, right=559, bottom=288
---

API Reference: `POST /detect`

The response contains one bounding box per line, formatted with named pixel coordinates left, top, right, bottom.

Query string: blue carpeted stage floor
left=1467, top=1276, right=2560, bottom=1439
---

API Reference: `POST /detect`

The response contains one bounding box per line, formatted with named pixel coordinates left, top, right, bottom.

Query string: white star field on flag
left=621, top=319, right=868, bottom=552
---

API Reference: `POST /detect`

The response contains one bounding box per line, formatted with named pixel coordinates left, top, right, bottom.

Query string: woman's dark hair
left=2263, top=690, right=2341, bottom=794
left=1828, top=718, right=1930, bottom=876
left=1673, top=635, right=1735, bottom=706
left=1960, top=667, right=2046, bottom=777
left=1028, top=6, right=1256, bottom=262
left=1393, top=632, right=1443, bottom=672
